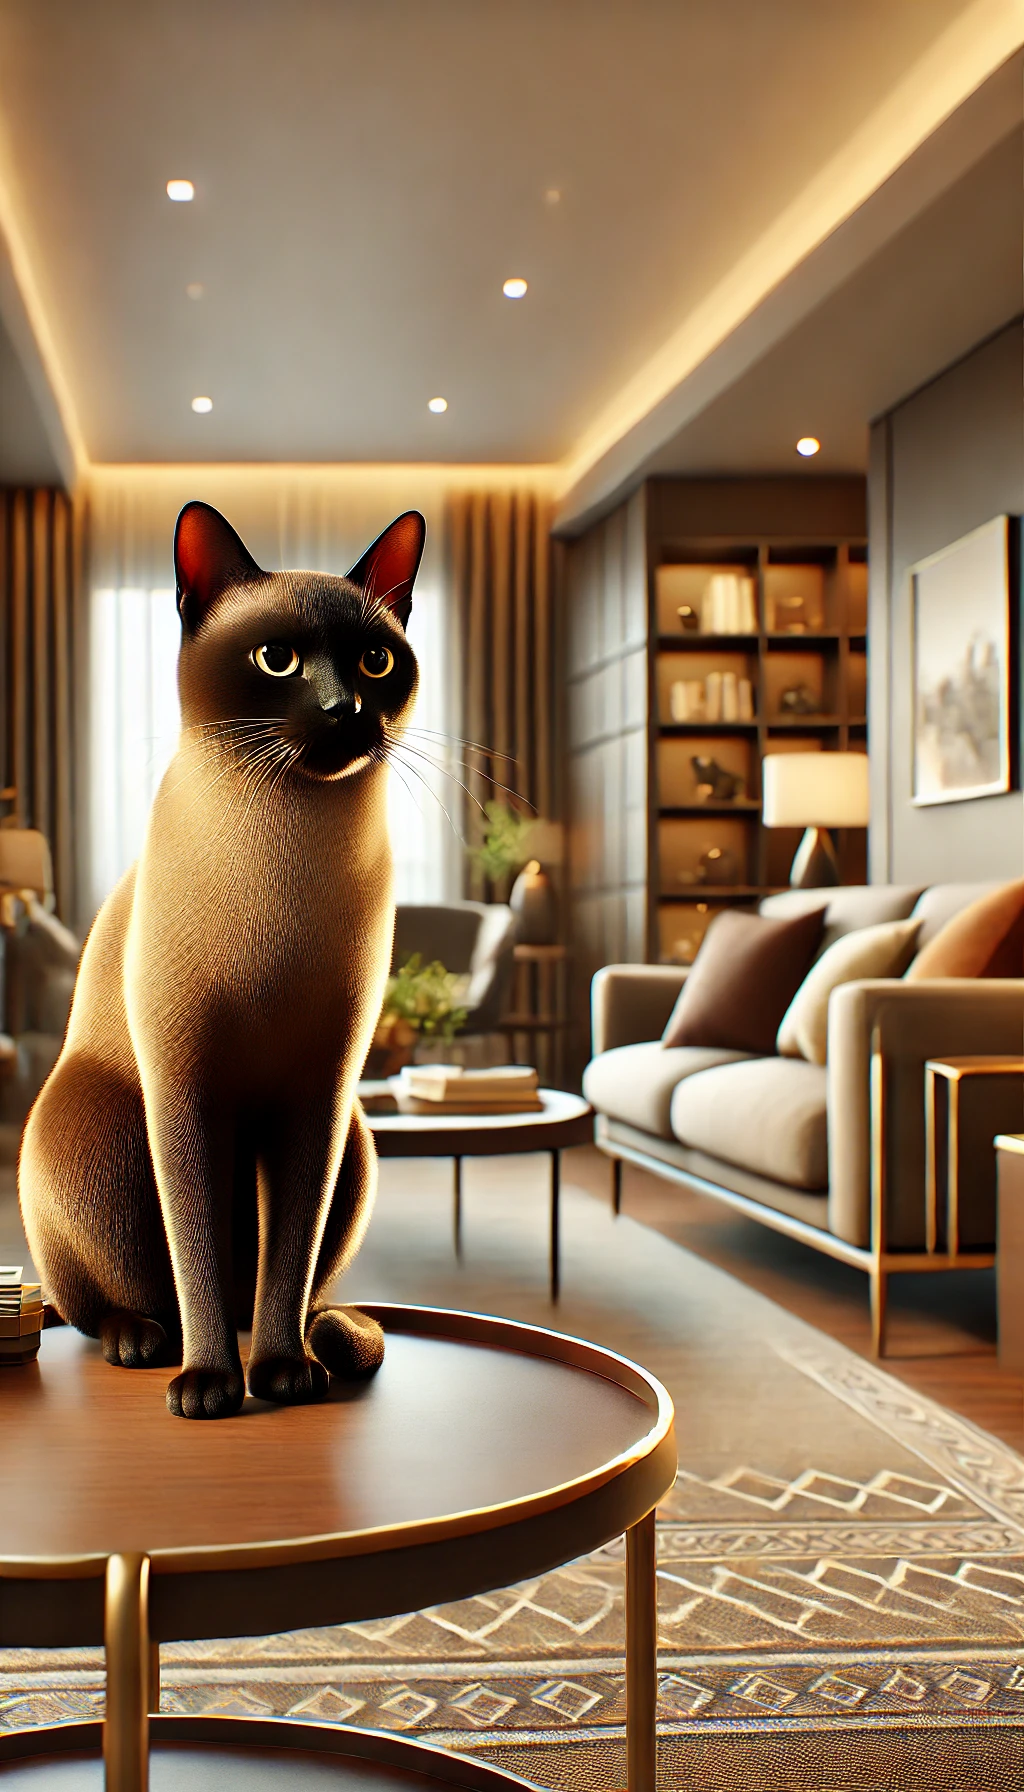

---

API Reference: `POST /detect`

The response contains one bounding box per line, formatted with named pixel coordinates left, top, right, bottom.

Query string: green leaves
left=468, top=800, right=534, bottom=882
left=382, top=954, right=468, bottom=1042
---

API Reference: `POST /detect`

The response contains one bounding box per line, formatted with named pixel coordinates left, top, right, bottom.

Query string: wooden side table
left=996, top=1133, right=1024, bottom=1372
left=924, top=1056, right=1024, bottom=1254
left=499, top=945, right=569, bottom=1087
left=365, top=1089, right=593, bottom=1301
left=0, top=1305, right=675, bottom=1792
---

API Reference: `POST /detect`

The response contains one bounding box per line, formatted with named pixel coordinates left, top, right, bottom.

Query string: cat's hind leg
left=19, top=1050, right=180, bottom=1365
left=306, top=1101, right=385, bottom=1382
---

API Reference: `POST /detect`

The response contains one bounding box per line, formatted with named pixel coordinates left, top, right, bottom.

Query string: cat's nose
left=320, top=691, right=361, bottom=722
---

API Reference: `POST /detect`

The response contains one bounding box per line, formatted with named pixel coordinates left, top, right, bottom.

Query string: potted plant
left=365, top=955, right=469, bottom=1079
left=468, top=799, right=536, bottom=884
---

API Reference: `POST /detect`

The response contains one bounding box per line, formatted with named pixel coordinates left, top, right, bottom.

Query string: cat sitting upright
left=19, top=501, right=424, bottom=1418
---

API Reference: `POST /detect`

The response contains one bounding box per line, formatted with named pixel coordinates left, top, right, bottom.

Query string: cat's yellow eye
left=359, top=646, right=394, bottom=679
left=252, top=642, right=301, bottom=677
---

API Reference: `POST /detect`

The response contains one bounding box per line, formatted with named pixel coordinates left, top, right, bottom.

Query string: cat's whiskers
left=402, top=725, right=519, bottom=765
left=380, top=734, right=470, bottom=842
left=394, top=737, right=531, bottom=811
left=386, top=733, right=533, bottom=825
left=383, top=747, right=466, bottom=845
left=174, top=730, right=293, bottom=826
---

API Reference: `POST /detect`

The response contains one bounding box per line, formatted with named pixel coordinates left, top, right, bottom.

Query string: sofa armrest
left=827, top=977, right=1024, bottom=1250
left=591, top=963, right=688, bottom=1055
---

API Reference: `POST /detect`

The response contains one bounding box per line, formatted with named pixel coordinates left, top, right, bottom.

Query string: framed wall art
left=911, top=514, right=1014, bottom=806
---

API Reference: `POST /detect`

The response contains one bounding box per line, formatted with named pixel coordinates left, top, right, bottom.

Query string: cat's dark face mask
left=173, top=503, right=424, bottom=782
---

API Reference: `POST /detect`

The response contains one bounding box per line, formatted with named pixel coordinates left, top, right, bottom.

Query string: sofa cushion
left=670, top=1057, right=828, bottom=1190
left=906, top=881, right=1024, bottom=977
left=777, top=917, right=922, bottom=1065
left=583, top=1041, right=753, bottom=1140
left=759, top=884, right=924, bottom=953
left=661, top=907, right=825, bottom=1054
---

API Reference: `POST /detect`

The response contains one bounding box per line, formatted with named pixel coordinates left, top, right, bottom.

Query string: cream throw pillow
left=776, top=918, right=922, bottom=1066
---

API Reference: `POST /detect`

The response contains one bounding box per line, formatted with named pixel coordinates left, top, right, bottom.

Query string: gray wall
left=563, top=487, right=649, bottom=1078
left=868, top=321, right=1024, bottom=883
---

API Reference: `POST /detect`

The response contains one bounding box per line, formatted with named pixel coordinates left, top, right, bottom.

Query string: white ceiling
left=0, top=0, right=985, bottom=471
left=644, top=125, right=1023, bottom=481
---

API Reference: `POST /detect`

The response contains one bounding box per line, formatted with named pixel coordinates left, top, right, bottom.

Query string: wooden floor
left=565, top=1143, right=1024, bottom=1455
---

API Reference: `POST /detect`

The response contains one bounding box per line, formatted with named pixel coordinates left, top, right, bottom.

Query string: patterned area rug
left=3, top=1153, right=1024, bottom=1788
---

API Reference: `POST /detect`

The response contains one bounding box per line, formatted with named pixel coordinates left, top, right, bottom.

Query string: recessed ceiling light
left=185, top=282, right=205, bottom=300
left=166, top=179, right=195, bottom=203
left=191, top=395, right=213, bottom=413
left=796, top=436, right=820, bottom=457
left=502, top=277, right=528, bottom=299
left=544, top=188, right=561, bottom=205
left=427, top=396, right=448, bottom=413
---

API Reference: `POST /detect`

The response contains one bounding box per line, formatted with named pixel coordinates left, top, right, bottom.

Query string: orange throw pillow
left=905, top=880, right=1024, bottom=980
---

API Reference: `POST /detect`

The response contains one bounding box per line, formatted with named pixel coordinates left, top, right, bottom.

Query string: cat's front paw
left=166, top=1366, right=245, bottom=1420
left=307, top=1306, right=385, bottom=1380
left=101, top=1311, right=175, bottom=1369
left=247, top=1353, right=329, bottom=1406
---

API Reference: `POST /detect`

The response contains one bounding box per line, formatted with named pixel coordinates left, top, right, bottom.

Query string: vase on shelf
left=510, top=859, right=558, bottom=945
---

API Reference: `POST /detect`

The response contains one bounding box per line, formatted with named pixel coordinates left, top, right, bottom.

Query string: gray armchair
left=392, top=902, right=517, bottom=1035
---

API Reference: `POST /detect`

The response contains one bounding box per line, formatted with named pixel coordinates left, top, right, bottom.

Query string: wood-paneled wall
left=563, top=488, right=649, bottom=1079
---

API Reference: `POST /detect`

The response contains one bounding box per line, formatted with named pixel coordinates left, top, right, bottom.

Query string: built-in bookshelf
left=652, top=539, right=867, bottom=965
left=563, top=477, right=868, bottom=1076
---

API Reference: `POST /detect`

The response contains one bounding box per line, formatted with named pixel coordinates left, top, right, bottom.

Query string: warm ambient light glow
left=191, top=396, right=213, bottom=414
left=762, top=753, right=869, bottom=828
left=502, top=277, right=528, bottom=299
left=796, top=436, right=820, bottom=457
left=427, top=397, right=448, bottom=414
left=185, top=282, right=204, bottom=301
left=166, top=180, right=195, bottom=203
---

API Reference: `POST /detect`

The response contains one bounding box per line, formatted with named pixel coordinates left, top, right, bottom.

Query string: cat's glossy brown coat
left=19, top=502, right=424, bottom=1418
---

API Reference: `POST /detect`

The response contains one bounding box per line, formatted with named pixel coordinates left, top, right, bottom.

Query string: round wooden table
left=365, top=1090, right=593, bottom=1301
left=0, top=1305, right=675, bottom=1792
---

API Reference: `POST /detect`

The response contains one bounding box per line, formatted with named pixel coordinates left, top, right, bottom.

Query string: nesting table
left=0, top=1304, right=676, bottom=1791
left=364, top=1089, right=593, bottom=1300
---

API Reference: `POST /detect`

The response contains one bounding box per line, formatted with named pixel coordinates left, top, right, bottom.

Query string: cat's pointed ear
left=347, top=511, right=425, bottom=631
left=174, top=502, right=261, bottom=628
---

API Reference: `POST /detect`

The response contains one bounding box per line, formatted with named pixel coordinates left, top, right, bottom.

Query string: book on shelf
left=702, top=573, right=757, bottom=634
left=668, top=676, right=753, bottom=725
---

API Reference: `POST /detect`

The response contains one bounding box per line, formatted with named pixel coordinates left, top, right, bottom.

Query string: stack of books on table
left=0, top=1266, right=43, bottom=1365
left=394, top=1065, right=543, bottom=1115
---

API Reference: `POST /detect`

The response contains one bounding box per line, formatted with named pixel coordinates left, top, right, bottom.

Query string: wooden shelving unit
left=563, top=476, right=868, bottom=1074
left=650, top=536, right=868, bottom=966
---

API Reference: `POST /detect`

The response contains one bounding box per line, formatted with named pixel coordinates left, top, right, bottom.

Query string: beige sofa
left=583, top=884, right=1024, bottom=1351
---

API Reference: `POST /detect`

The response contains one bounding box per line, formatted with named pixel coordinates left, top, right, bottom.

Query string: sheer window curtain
left=84, top=469, right=460, bottom=921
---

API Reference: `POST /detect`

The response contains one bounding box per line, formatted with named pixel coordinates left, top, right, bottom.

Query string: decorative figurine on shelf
left=778, top=682, right=822, bottom=717
left=19, top=501, right=426, bottom=1418
left=691, top=755, right=746, bottom=803
left=676, top=603, right=701, bottom=633
left=695, top=845, right=739, bottom=886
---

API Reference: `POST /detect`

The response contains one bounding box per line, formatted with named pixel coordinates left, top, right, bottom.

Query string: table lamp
left=762, top=752, right=869, bottom=887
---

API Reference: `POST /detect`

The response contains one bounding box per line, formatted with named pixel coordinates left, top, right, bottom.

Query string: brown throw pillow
left=661, top=907, right=826, bottom=1054
left=906, top=880, right=1024, bottom=981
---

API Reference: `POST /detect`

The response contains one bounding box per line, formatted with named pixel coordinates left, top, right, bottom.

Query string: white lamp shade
left=762, top=753, right=869, bottom=828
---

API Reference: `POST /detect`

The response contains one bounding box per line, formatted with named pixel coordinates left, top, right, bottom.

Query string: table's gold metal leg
left=625, top=1507, right=658, bottom=1792
left=104, top=1551, right=151, bottom=1792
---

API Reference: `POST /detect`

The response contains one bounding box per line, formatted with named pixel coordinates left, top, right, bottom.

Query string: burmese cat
left=19, top=501, right=424, bottom=1418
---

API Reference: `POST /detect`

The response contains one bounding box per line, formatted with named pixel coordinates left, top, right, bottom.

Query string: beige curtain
left=446, top=489, right=557, bottom=899
left=0, top=489, right=82, bottom=922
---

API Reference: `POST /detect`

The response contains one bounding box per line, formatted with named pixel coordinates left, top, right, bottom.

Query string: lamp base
left=789, top=826, right=839, bottom=889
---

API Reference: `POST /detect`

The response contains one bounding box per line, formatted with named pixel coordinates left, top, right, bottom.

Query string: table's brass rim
left=0, top=1714, right=543, bottom=1786
left=0, top=1303, right=675, bottom=1582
